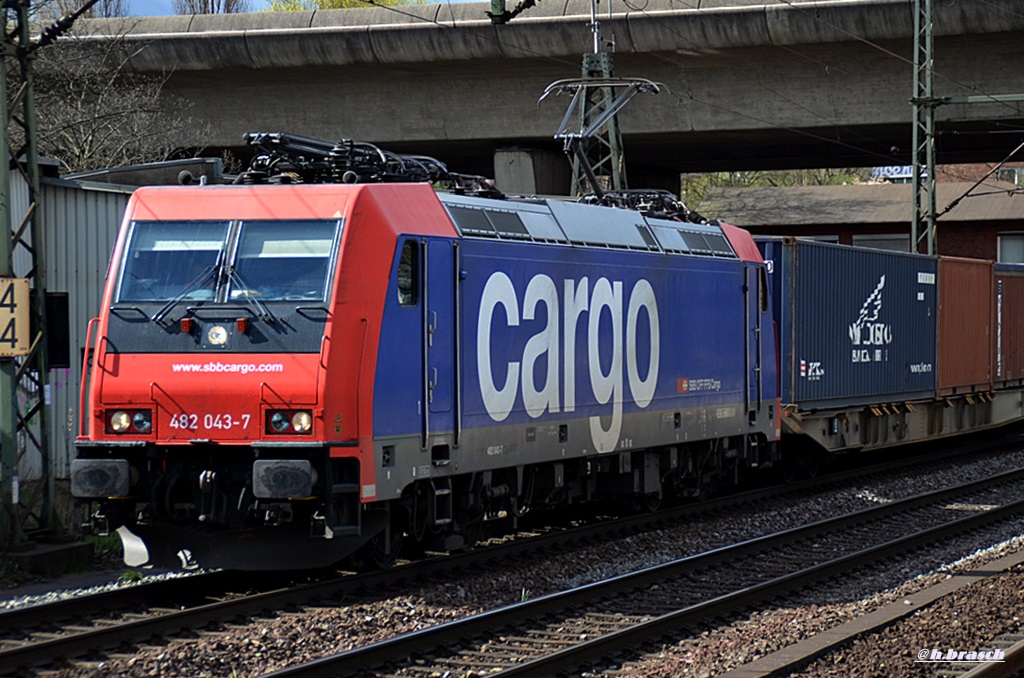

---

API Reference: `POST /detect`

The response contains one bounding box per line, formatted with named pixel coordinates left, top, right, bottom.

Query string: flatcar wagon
left=760, top=238, right=1023, bottom=457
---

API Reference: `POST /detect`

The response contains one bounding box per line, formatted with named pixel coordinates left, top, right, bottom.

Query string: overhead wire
left=661, top=82, right=900, bottom=166
left=770, top=0, right=1024, bottom=118
left=623, top=0, right=1024, bottom=198
left=938, top=138, right=1024, bottom=218
left=619, top=0, right=912, bottom=165
left=356, top=0, right=1023, bottom=193
left=356, top=0, right=580, bottom=67
left=630, top=0, right=1024, bottom=149
left=971, top=0, right=1024, bottom=23
left=353, top=0, right=894, bottom=168
left=760, top=0, right=1024, bottom=198
left=616, top=0, right=908, bottom=165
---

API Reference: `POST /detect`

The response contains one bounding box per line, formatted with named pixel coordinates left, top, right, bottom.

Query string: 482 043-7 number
left=168, top=413, right=251, bottom=430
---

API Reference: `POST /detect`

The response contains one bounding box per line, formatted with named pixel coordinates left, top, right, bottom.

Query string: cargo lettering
left=800, top=360, right=824, bottom=380
left=849, top=275, right=892, bottom=362
left=477, top=272, right=660, bottom=453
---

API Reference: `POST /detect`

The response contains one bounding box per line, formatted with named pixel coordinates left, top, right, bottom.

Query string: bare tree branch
left=173, top=0, right=250, bottom=14
left=9, top=32, right=210, bottom=174
left=40, top=0, right=130, bottom=20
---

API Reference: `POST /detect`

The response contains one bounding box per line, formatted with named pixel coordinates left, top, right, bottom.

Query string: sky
left=127, top=0, right=268, bottom=15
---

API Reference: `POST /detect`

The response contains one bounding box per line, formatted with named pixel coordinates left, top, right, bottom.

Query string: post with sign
left=0, top=279, right=30, bottom=356
left=0, top=278, right=30, bottom=545
left=0, top=45, right=19, bottom=544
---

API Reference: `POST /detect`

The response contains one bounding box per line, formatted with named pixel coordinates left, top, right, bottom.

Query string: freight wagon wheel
left=779, top=446, right=821, bottom=481
left=805, top=454, right=821, bottom=479
left=639, top=492, right=662, bottom=513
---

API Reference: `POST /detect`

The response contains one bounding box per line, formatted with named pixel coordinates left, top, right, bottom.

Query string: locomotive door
left=745, top=264, right=764, bottom=419
left=423, top=239, right=457, bottom=451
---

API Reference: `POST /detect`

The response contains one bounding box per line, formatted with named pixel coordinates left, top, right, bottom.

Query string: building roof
left=700, top=181, right=1024, bottom=227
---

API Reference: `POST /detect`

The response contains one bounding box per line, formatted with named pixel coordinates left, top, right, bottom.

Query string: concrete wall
left=73, top=0, right=1024, bottom=176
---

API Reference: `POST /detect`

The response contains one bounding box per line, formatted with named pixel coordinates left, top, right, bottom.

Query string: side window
left=397, top=240, right=419, bottom=306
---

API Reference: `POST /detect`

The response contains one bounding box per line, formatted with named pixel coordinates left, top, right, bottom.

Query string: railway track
left=261, top=466, right=1024, bottom=678
left=0, top=437, right=1017, bottom=675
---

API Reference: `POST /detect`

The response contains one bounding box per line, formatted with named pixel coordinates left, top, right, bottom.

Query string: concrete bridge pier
left=493, top=148, right=570, bottom=197
left=493, top=147, right=681, bottom=198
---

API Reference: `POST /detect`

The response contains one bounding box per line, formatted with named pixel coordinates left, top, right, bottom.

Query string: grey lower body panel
left=372, top=399, right=776, bottom=499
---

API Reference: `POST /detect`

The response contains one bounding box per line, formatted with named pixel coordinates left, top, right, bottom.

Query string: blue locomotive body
left=368, top=193, right=780, bottom=524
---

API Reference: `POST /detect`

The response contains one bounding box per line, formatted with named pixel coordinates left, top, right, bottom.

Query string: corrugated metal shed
left=9, top=173, right=132, bottom=480
left=701, top=181, right=1023, bottom=227
left=45, top=178, right=132, bottom=478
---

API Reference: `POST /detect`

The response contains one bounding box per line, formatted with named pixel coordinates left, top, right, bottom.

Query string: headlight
left=106, top=409, right=154, bottom=434
left=207, top=325, right=229, bottom=346
left=133, top=411, right=152, bottom=433
left=291, top=411, right=312, bottom=432
left=109, top=411, right=131, bottom=432
left=266, top=410, right=313, bottom=435
left=269, top=411, right=290, bottom=433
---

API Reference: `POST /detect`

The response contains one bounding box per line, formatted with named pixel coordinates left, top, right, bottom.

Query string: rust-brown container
left=938, top=257, right=994, bottom=395
left=995, top=265, right=1024, bottom=388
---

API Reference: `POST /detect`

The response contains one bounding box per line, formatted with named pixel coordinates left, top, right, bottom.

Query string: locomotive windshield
left=115, top=219, right=342, bottom=304
left=231, top=221, right=339, bottom=301
left=117, top=221, right=229, bottom=302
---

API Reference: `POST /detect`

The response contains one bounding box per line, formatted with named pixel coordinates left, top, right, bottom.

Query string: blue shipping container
left=758, top=237, right=938, bottom=409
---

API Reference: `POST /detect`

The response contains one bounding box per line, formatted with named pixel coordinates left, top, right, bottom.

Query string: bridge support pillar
left=494, top=148, right=570, bottom=196
left=626, top=168, right=681, bottom=198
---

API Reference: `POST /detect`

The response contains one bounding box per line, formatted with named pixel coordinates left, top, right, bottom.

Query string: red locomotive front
left=73, top=183, right=454, bottom=569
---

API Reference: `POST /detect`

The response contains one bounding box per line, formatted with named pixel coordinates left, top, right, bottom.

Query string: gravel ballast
left=1, top=445, right=1020, bottom=677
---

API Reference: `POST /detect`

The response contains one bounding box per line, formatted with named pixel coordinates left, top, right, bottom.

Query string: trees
left=680, top=168, right=872, bottom=211
left=20, top=33, right=207, bottom=174
left=173, top=0, right=251, bottom=13
left=267, top=0, right=414, bottom=11
left=40, top=0, right=129, bottom=19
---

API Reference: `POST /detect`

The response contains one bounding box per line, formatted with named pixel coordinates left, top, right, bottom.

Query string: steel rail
left=0, top=435, right=966, bottom=631
left=0, top=436, right=1014, bottom=673
left=498, top=485, right=1024, bottom=676
left=260, top=466, right=1024, bottom=677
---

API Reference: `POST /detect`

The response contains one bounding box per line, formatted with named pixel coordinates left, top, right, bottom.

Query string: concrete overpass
left=80, top=0, right=1024, bottom=192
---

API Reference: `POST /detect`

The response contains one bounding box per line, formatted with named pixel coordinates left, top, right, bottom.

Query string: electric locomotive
left=72, top=137, right=780, bottom=570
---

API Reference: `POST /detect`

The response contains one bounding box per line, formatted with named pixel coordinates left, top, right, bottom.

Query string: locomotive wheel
left=455, top=505, right=485, bottom=550
left=353, top=523, right=404, bottom=569
left=510, top=499, right=530, bottom=518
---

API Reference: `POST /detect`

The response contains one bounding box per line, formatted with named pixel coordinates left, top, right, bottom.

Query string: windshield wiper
left=151, top=265, right=218, bottom=323
left=225, top=267, right=275, bottom=324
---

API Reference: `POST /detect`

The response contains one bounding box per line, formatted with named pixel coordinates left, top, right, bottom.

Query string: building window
left=996, top=168, right=1020, bottom=185
left=998, top=234, right=1024, bottom=263
left=852, top=234, right=910, bottom=252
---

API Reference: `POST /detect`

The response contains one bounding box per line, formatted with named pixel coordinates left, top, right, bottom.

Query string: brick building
left=700, top=180, right=1024, bottom=261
